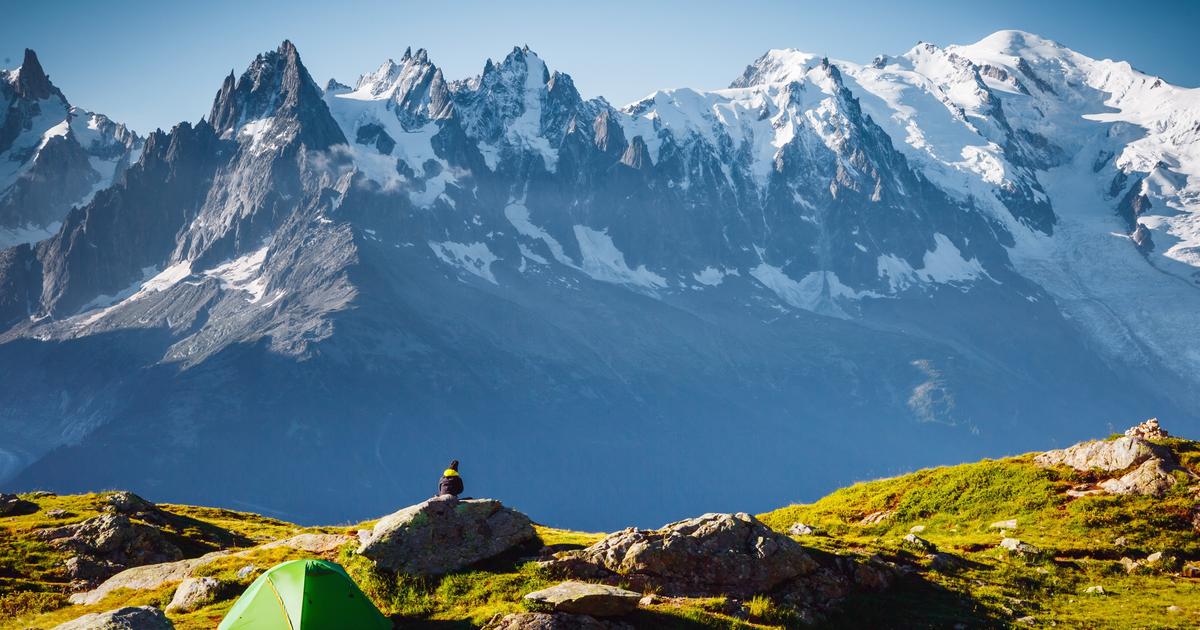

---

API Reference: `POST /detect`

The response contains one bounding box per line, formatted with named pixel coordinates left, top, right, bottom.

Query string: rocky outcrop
left=523, top=581, right=641, bottom=616
left=51, top=606, right=173, bottom=630
left=165, top=576, right=227, bottom=613
left=484, top=612, right=632, bottom=630
left=1034, top=436, right=1169, bottom=472
left=544, top=512, right=817, bottom=597
left=37, top=514, right=183, bottom=587
left=357, top=496, right=535, bottom=575
left=1035, top=422, right=1195, bottom=497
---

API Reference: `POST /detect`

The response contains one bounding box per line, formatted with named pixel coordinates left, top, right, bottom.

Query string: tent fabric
left=218, top=559, right=391, bottom=630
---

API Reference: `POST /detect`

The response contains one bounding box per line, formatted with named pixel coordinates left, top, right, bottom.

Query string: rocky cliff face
left=0, top=33, right=1198, bottom=529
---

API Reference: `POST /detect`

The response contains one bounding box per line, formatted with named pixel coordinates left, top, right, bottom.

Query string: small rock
left=1084, top=585, right=1105, bottom=595
left=859, top=510, right=894, bottom=526
left=51, top=605, right=173, bottom=629
left=902, top=533, right=937, bottom=553
left=29, top=491, right=56, bottom=498
left=638, top=594, right=659, bottom=607
left=1147, top=551, right=1164, bottom=564
left=523, top=581, right=641, bottom=617
left=1168, top=605, right=1182, bottom=613
left=999, top=538, right=1043, bottom=561
left=166, top=576, right=226, bottom=613
left=1182, top=564, right=1200, bottom=578
left=788, top=522, right=817, bottom=536
left=1120, top=557, right=1144, bottom=574
left=909, top=525, right=926, bottom=533
left=1015, top=616, right=1035, bottom=625
left=989, top=519, right=1017, bottom=530
left=236, top=565, right=258, bottom=579
left=46, top=509, right=73, bottom=519
left=1114, top=536, right=1128, bottom=547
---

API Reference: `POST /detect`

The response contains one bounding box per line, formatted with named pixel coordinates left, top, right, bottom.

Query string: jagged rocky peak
left=349, top=47, right=453, bottom=128
left=12, top=48, right=59, bottom=101
left=208, top=40, right=345, bottom=150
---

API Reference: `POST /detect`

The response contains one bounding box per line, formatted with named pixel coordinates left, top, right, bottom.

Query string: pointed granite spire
left=16, top=48, right=55, bottom=100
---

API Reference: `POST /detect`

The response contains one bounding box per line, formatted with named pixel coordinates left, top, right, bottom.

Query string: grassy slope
left=4, top=438, right=1200, bottom=629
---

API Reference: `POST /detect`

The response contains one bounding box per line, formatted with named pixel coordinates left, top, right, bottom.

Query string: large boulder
left=357, top=496, right=535, bottom=575
left=0, top=493, right=38, bottom=517
left=523, top=581, right=641, bottom=616
left=1034, top=436, right=1168, bottom=472
left=546, top=512, right=817, bottom=596
left=51, top=606, right=173, bottom=629
left=484, top=612, right=632, bottom=630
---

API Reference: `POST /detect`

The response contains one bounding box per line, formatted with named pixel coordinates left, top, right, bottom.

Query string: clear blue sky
left=3, top=0, right=1197, bottom=134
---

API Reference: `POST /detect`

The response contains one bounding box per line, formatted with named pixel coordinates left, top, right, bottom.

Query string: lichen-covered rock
left=523, top=581, right=641, bottom=616
left=1034, top=436, right=1168, bottom=472
left=484, top=612, right=632, bottom=630
left=51, top=605, right=173, bottom=629
left=357, top=496, right=535, bottom=575
left=546, top=512, right=817, bottom=596
left=166, top=576, right=227, bottom=613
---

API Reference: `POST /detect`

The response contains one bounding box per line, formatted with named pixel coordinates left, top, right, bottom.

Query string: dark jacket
left=438, top=469, right=464, bottom=496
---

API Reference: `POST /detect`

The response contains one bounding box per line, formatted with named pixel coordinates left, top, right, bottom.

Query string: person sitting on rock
left=438, top=460, right=464, bottom=498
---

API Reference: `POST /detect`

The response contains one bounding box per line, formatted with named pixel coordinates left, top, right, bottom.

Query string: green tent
left=218, top=559, right=391, bottom=630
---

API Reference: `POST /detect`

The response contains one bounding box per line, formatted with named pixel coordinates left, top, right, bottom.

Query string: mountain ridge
left=0, top=31, right=1197, bottom=530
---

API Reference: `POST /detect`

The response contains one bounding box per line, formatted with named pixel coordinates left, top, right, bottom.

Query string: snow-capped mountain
left=0, top=49, right=142, bottom=249
left=0, top=33, right=1196, bottom=529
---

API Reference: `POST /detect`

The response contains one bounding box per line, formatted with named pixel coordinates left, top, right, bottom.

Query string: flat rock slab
left=52, top=606, right=173, bottom=629
left=1034, top=436, right=1168, bottom=472
left=358, top=495, right=535, bottom=575
left=524, top=581, right=641, bottom=616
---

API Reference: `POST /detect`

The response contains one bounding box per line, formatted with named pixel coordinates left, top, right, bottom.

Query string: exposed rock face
left=484, top=612, right=631, bottom=630
left=165, top=576, right=227, bottom=613
left=1034, top=436, right=1168, bottom=472
left=1125, top=418, right=1169, bottom=440
left=545, top=512, right=817, bottom=596
left=37, top=514, right=182, bottom=587
left=523, top=581, right=641, bottom=617
left=357, top=496, right=535, bottom=575
left=51, top=605, right=173, bottom=630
